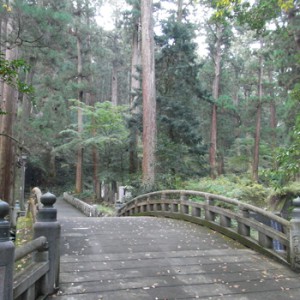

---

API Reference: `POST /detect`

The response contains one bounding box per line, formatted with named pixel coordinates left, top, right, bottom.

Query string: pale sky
left=96, top=1, right=209, bottom=57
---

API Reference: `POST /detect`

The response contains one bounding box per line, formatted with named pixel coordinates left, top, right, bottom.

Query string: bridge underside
left=48, top=207, right=300, bottom=299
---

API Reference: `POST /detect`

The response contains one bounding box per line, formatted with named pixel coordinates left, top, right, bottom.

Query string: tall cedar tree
left=141, top=0, right=157, bottom=189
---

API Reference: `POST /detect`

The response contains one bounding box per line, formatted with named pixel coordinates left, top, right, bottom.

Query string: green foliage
left=0, top=54, right=33, bottom=112
left=264, top=84, right=300, bottom=188
left=15, top=216, right=34, bottom=273
left=265, top=129, right=300, bottom=188
left=155, top=15, right=207, bottom=181
left=184, top=175, right=269, bottom=207
left=214, top=0, right=294, bottom=19
left=96, top=204, right=115, bottom=216
left=268, top=182, right=300, bottom=206
left=56, top=101, right=130, bottom=184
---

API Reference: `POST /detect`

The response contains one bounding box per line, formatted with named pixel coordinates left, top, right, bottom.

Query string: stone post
left=0, top=200, right=15, bottom=300
left=290, top=196, right=300, bottom=272
left=34, top=192, right=61, bottom=294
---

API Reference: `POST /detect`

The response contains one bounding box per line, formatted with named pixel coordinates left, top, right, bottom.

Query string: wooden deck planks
left=47, top=199, right=300, bottom=300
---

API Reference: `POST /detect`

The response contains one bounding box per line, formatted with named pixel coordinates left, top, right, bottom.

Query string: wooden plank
left=47, top=200, right=300, bottom=300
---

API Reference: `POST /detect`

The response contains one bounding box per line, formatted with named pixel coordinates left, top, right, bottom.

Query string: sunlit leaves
left=0, top=54, right=34, bottom=113
left=2, top=4, right=12, bottom=12
left=214, top=0, right=296, bottom=22
left=57, top=100, right=129, bottom=151
left=278, top=0, right=294, bottom=11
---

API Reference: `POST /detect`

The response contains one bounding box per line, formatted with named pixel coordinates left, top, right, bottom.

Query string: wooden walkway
left=48, top=198, right=300, bottom=300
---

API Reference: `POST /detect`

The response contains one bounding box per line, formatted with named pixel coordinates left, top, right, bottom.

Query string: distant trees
left=0, top=0, right=298, bottom=207
left=0, top=3, right=32, bottom=206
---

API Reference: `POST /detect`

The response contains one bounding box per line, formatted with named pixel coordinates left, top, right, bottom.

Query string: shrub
left=183, top=175, right=269, bottom=207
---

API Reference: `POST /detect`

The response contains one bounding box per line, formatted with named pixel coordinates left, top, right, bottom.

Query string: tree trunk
left=0, top=10, right=18, bottom=206
left=85, top=6, right=101, bottom=200
left=268, top=69, right=277, bottom=147
left=252, top=45, right=263, bottom=182
left=209, top=24, right=222, bottom=179
left=111, top=61, right=118, bottom=105
left=288, top=8, right=300, bottom=51
left=21, top=57, right=36, bottom=122
left=129, top=20, right=141, bottom=174
left=141, top=0, right=157, bottom=189
left=210, top=104, right=218, bottom=179
left=75, top=34, right=83, bottom=194
left=177, top=0, right=183, bottom=22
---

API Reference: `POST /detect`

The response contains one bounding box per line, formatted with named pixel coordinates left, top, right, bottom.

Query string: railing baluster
left=220, top=215, right=231, bottom=228
left=147, top=197, right=152, bottom=212
left=172, top=203, right=179, bottom=213
left=290, top=197, right=300, bottom=271
left=237, top=207, right=250, bottom=237
left=161, top=193, right=168, bottom=211
left=192, top=206, right=201, bottom=218
left=205, top=197, right=215, bottom=222
left=155, top=203, right=162, bottom=211
left=0, top=200, right=14, bottom=300
left=258, top=232, right=273, bottom=249
left=142, top=204, right=147, bottom=212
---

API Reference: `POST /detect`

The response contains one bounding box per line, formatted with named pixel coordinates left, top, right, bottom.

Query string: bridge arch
left=118, top=190, right=297, bottom=269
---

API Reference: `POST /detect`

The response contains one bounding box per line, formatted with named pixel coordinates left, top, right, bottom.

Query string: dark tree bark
left=0, top=13, right=18, bottom=206
left=209, top=24, right=222, bottom=179
left=111, top=60, right=118, bottom=106
left=141, top=0, right=157, bottom=189
left=85, top=4, right=101, bottom=200
left=252, top=45, right=263, bottom=182
left=268, top=69, right=277, bottom=147
left=177, top=0, right=183, bottom=22
left=75, top=33, right=83, bottom=194
left=129, top=20, right=141, bottom=174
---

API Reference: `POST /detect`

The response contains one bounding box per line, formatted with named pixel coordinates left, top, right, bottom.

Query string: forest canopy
left=0, top=0, right=299, bottom=207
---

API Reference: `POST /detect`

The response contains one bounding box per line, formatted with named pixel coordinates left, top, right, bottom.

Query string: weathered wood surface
left=48, top=198, right=300, bottom=299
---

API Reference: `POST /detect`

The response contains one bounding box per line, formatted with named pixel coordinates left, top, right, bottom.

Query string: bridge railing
left=0, top=192, right=61, bottom=300
left=118, top=190, right=300, bottom=271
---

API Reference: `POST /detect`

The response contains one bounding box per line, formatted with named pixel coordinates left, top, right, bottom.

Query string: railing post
left=290, top=197, right=300, bottom=272
left=238, top=207, right=250, bottom=237
left=161, top=193, right=167, bottom=211
left=205, top=197, right=215, bottom=222
left=220, top=215, right=231, bottom=228
left=180, top=193, right=189, bottom=215
left=34, top=192, right=61, bottom=294
left=0, top=200, right=15, bottom=300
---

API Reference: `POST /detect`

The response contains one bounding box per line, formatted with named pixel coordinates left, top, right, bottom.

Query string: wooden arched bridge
left=1, top=190, right=300, bottom=300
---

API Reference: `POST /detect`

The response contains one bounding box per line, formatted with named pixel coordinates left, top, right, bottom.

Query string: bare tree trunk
left=111, top=61, right=118, bottom=106
left=0, top=6, right=8, bottom=107
left=0, top=10, right=18, bottom=206
left=177, top=0, right=183, bottom=22
left=288, top=8, right=300, bottom=51
left=209, top=24, right=222, bottom=179
left=85, top=5, right=101, bottom=200
left=22, top=57, right=36, bottom=121
left=252, top=44, right=263, bottom=182
left=75, top=34, right=83, bottom=194
left=210, top=104, right=218, bottom=179
left=268, top=69, right=277, bottom=147
left=129, top=20, right=141, bottom=174
left=141, top=0, right=157, bottom=189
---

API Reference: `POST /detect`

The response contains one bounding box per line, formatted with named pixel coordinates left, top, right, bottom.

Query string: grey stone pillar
left=34, top=192, right=61, bottom=294
left=0, top=200, right=15, bottom=300
left=290, top=197, right=300, bottom=272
